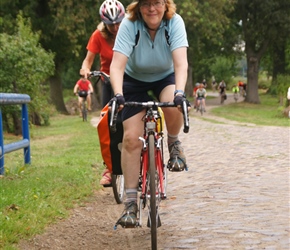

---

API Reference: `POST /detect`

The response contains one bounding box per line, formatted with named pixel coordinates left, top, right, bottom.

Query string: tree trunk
left=2, top=113, right=10, bottom=133
left=186, top=66, right=193, bottom=97
left=30, top=112, right=42, bottom=126
left=49, top=74, right=69, bottom=114
left=245, top=54, right=260, bottom=104
left=12, top=111, right=21, bottom=136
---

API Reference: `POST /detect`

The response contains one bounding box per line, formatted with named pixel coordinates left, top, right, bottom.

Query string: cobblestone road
left=157, top=113, right=289, bottom=249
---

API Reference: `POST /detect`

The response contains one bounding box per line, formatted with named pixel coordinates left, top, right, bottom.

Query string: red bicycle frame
left=140, top=116, right=165, bottom=200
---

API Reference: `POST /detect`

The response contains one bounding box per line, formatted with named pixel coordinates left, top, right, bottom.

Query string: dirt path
left=18, top=93, right=289, bottom=249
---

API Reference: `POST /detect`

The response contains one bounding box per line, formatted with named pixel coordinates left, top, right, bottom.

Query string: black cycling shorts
left=121, top=73, right=175, bottom=121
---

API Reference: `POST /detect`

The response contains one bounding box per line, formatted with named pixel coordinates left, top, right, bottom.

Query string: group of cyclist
left=76, top=0, right=190, bottom=228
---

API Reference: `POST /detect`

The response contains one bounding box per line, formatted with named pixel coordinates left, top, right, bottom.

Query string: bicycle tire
left=221, top=94, right=225, bottom=104
left=148, top=133, right=158, bottom=250
left=82, top=101, right=87, bottom=122
left=111, top=174, right=125, bottom=204
left=200, top=103, right=203, bottom=115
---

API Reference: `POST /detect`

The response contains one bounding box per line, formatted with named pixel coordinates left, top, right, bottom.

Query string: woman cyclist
left=195, top=83, right=207, bottom=112
left=109, top=0, right=190, bottom=228
left=79, top=0, right=125, bottom=186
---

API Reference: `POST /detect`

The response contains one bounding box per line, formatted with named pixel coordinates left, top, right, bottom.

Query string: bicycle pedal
left=114, top=222, right=138, bottom=230
left=102, top=183, right=112, bottom=188
left=161, top=194, right=167, bottom=200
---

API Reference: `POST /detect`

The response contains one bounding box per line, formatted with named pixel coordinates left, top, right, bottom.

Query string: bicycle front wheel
left=221, top=95, right=224, bottom=104
left=82, top=101, right=87, bottom=121
left=148, top=133, right=158, bottom=250
left=111, top=174, right=125, bottom=204
left=200, top=103, right=203, bottom=115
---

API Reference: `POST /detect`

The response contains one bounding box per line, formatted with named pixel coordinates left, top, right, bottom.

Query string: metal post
left=22, top=103, right=31, bottom=165
left=0, top=93, right=31, bottom=175
left=0, top=108, right=4, bottom=174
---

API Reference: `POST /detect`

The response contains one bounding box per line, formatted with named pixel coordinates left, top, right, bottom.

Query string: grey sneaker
left=115, top=201, right=138, bottom=228
left=168, top=140, right=187, bottom=171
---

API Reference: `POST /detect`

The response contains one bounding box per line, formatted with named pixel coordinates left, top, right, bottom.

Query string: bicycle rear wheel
left=148, top=133, right=158, bottom=250
left=111, top=174, right=125, bottom=204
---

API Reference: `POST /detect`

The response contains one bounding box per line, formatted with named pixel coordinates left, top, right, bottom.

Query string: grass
left=0, top=113, right=104, bottom=249
left=210, top=93, right=289, bottom=127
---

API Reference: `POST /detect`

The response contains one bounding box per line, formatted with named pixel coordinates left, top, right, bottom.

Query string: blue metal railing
left=0, top=93, right=31, bottom=175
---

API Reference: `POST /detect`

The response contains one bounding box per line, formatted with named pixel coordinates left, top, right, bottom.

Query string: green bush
left=258, top=79, right=271, bottom=90
left=0, top=13, right=55, bottom=133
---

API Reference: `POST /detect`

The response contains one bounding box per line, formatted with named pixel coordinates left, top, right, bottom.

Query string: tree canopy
left=0, top=0, right=289, bottom=110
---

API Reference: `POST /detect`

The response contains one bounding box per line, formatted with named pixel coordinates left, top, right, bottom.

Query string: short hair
left=127, top=0, right=176, bottom=21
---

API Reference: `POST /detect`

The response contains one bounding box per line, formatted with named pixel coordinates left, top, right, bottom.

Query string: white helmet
left=99, top=0, right=125, bottom=25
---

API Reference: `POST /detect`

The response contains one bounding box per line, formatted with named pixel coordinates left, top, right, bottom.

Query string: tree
left=0, top=14, right=55, bottom=134
left=0, top=0, right=101, bottom=113
left=210, top=57, right=235, bottom=86
left=235, top=0, right=290, bottom=103
left=178, top=0, right=237, bottom=84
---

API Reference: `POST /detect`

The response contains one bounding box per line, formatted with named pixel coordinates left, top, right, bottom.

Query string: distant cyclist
left=232, top=84, right=239, bottom=102
left=211, top=79, right=217, bottom=92
left=73, top=77, right=94, bottom=114
left=238, top=80, right=245, bottom=97
left=195, top=83, right=207, bottom=112
left=192, top=82, right=200, bottom=109
left=218, top=80, right=227, bottom=103
left=202, top=79, right=207, bottom=88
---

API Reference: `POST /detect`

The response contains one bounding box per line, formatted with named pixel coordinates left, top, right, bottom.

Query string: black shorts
left=122, top=73, right=175, bottom=121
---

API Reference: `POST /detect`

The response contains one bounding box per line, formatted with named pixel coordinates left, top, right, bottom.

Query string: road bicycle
left=111, top=99, right=190, bottom=250
left=89, top=71, right=125, bottom=204
left=239, top=86, right=246, bottom=97
left=77, top=91, right=89, bottom=122
left=233, top=92, right=239, bottom=102
left=220, top=92, right=226, bottom=104
left=196, top=98, right=205, bottom=115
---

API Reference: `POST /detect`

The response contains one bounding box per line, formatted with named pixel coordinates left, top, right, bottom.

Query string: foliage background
left=0, top=0, right=289, bottom=131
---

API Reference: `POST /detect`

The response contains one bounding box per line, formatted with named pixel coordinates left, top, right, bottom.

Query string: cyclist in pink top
left=79, top=0, right=125, bottom=186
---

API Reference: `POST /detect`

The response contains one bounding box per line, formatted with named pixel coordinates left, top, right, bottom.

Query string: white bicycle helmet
left=99, top=0, right=125, bottom=25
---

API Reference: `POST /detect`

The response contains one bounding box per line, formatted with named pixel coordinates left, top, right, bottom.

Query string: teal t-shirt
left=196, top=89, right=206, bottom=97
left=113, top=14, right=188, bottom=82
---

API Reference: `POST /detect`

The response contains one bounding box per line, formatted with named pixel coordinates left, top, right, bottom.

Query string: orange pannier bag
left=97, top=104, right=123, bottom=175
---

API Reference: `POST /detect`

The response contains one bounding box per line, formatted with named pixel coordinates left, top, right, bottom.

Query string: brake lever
left=182, top=100, right=189, bottom=133
left=109, top=99, right=118, bottom=133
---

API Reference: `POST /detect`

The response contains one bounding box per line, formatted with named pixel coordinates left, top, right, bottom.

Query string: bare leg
left=87, top=95, right=92, bottom=111
left=159, top=85, right=183, bottom=135
left=121, top=111, right=145, bottom=190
